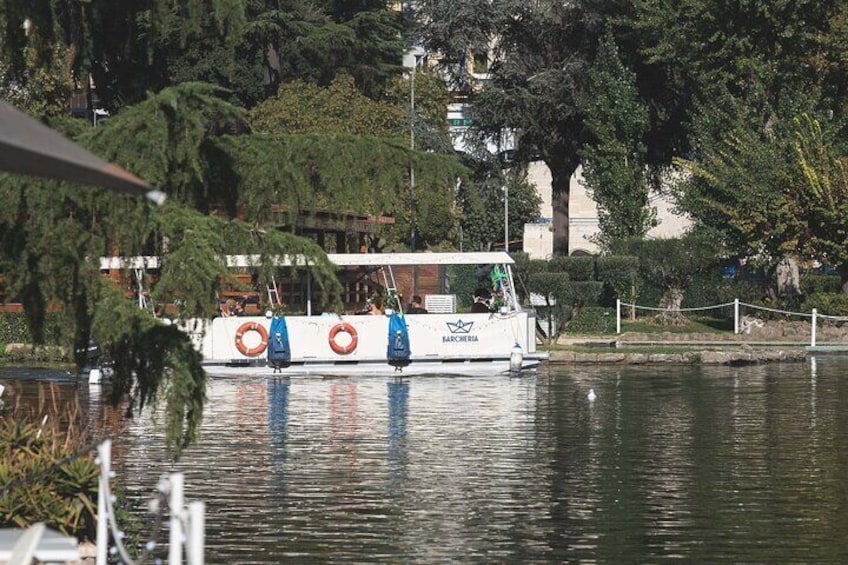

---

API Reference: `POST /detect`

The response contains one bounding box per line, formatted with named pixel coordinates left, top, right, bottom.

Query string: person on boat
left=407, top=295, right=428, bottom=314
left=471, top=288, right=491, bottom=313
left=368, top=296, right=384, bottom=315
left=221, top=298, right=236, bottom=317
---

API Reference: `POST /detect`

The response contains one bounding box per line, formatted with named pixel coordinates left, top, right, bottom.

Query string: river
left=3, top=359, right=848, bottom=562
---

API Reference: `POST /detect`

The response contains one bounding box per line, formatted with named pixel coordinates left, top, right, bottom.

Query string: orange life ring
left=235, top=322, right=268, bottom=356
left=328, top=322, right=358, bottom=355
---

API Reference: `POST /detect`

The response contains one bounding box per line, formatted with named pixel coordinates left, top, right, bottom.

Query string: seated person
left=407, top=295, right=428, bottom=314
left=470, top=288, right=491, bottom=313
left=357, top=296, right=384, bottom=315
left=369, top=297, right=384, bottom=315
left=221, top=298, right=236, bottom=317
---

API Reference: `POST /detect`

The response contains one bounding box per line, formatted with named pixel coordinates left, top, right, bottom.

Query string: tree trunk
left=775, top=256, right=801, bottom=297
left=840, top=263, right=848, bottom=296
left=658, top=286, right=685, bottom=325
left=548, top=158, right=578, bottom=256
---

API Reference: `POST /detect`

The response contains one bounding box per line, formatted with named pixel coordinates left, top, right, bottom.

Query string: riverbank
left=548, top=345, right=807, bottom=365
left=548, top=320, right=824, bottom=365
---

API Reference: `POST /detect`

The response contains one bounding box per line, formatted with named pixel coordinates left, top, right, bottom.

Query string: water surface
left=3, top=360, right=848, bottom=562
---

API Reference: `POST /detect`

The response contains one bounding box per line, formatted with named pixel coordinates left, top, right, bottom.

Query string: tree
left=249, top=74, right=406, bottom=137
left=0, top=0, right=406, bottom=113
left=675, top=89, right=800, bottom=261
left=0, top=83, right=344, bottom=449
left=417, top=0, right=621, bottom=255
left=611, top=233, right=718, bottom=320
left=246, top=74, right=466, bottom=249
left=794, top=115, right=848, bottom=294
left=455, top=154, right=540, bottom=252
left=579, top=28, right=654, bottom=251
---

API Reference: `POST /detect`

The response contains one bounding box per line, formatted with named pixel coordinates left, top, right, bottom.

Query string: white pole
left=734, top=298, right=739, bottom=334
left=169, top=473, right=184, bottom=565
left=96, top=440, right=111, bottom=565
left=504, top=183, right=509, bottom=252
left=306, top=271, right=312, bottom=317
left=811, top=308, right=817, bottom=347
left=409, top=56, right=417, bottom=252
left=186, top=501, right=205, bottom=565
left=616, top=299, right=621, bottom=334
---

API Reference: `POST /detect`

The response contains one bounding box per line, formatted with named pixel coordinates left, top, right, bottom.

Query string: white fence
left=615, top=298, right=848, bottom=347
left=96, top=439, right=205, bottom=565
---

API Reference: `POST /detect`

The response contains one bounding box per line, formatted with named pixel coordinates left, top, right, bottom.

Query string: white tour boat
left=103, top=252, right=546, bottom=376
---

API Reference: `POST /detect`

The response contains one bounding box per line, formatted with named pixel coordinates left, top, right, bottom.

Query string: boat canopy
left=100, top=252, right=514, bottom=270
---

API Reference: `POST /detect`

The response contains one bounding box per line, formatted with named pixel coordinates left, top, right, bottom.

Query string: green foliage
left=802, top=292, right=848, bottom=317
left=529, top=272, right=569, bottom=337
left=0, top=418, right=97, bottom=539
left=563, top=281, right=604, bottom=308
left=0, top=312, right=63, bottom=345
left=455, top=156, right=541, bottom=251
left=249, top=75, right=406, bottom=137
left=548, top=256, right=595, bottom=281
left=580, top=28, right=654, bottom=249
left=419, top=0, right=604, bottom=253
left=446, top=264, right=478, bottom=309
left=794, top=114, right=848, bottom=289
left=596, top=255, right=640, bottom=305
left=94, top=285, right=207, bottom=452
left=801, top=274, right=841, bottom=295
left=385, top=69, right=453, bottom=153
left=273, top=2, right=406, bottom=98
left=610, top=234, right=721, bottom=308
left=83, top=82, right=248, bottom=208
left=0, top=41, right=72, bottom=118
left=675, top=88, right=803, bottom=264
left=566, top=306, right=616, bottom=335
left=211, top=132, right=467, bottom=249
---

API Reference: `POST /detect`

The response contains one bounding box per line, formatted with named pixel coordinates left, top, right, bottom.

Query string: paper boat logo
left=446, top=319, right=474, bottom=334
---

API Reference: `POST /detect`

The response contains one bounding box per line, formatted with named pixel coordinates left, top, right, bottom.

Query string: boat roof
left=99, top=251, right=514, bottom=270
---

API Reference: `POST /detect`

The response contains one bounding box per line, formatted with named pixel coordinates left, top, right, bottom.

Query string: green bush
left=596, top=255, right=639, bottom=307
left=0, top=418, right=98, bottom=540
left=801, top=274, right=841, bottom=295
left=802, top=292, right=848, bottom=317
left=0, top=312, right=65, bottom=345
left=548, top=256, right=595, bottom=280
left=566, top=306, right=616, bottom=334
left=683, top=267, right=725, bottom=307
left=447, top=264, right=478, bottom=308
left=564, top=281, right=604, bottom=307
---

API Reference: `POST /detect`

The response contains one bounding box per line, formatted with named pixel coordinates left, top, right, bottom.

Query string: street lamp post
left=409, top=55, right=419, bottom=252
left=504, top=183, right=509, bottom=252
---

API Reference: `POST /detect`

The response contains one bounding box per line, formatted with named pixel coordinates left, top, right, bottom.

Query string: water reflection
left=268, top=377, right=289, bottom=470
left=4, top=363, right=848, bottom=562
left=387, top=378, right=409, bottom=485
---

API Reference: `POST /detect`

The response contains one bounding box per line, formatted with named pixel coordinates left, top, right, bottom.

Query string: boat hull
left=184, top=311, right=543, bottom=377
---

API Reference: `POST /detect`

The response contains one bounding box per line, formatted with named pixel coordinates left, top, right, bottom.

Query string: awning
left=0, top=101, right=165, bottom=205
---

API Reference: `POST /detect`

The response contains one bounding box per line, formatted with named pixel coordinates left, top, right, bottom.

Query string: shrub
left=0, top=416, right=98, bottom=540
left=566, top=307, right=616, bottom=334
left=529, top=272, right=569, bottom=338
left=596, top=255, right=639, bottom=306
left=564, top=281, right=604, bottom=307
left=548, top=256, right=595, bottom=280
left=801, top=274, right=841, bottom=296
left=0, top=312, right=65, bottom=346
left=447, top=264, right=478, bottom=308
left=802, top=292, right=848, bottom=317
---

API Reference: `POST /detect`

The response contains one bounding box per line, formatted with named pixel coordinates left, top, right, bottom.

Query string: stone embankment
left=549, top=319, right=825, bottom=365
left=549, top=346, right=806, bottom=366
